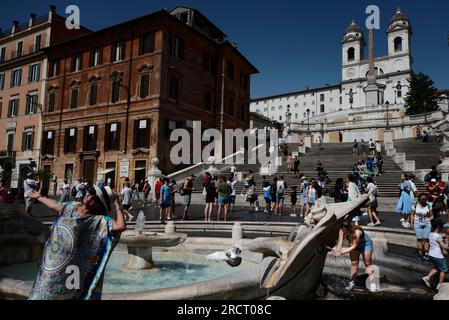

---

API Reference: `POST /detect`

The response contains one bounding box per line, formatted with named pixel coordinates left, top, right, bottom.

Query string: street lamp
left=306, top=108, right=311, bottom=136
left=385, top=100, right=390, bottom=130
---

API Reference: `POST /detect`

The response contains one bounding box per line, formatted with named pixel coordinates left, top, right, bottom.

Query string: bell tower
left=342, top=20, right=365, bottom=81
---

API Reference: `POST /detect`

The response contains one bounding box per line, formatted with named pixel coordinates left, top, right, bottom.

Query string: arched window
left=394, top=37, right=403, bottom=52
left=347, top=47, right=355, bottom=62
left=365, top=67, right=384, bottom=77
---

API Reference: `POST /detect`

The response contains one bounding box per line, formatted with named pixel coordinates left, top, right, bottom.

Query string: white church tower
left=341, top=20, right=365, bottom=81
left=387, top=8, right=413, bottom=72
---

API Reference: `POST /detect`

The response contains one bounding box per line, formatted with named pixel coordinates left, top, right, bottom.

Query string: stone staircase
left=393, top=138, right=441, bottom=171
left=187, top=142, right=427, bottom=199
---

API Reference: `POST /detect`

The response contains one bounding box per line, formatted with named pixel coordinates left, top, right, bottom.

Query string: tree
left=404, top=72, right=439, bottom=115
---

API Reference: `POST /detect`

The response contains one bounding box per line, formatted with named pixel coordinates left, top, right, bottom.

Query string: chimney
left=11, top=20, right=19, bottom=35
left=48, top=5, right=56, bottom=21
left=29, top=13, right=36, bottom=28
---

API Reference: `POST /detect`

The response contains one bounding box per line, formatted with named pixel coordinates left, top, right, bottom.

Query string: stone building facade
left=0, top=6, right=89, bottom=189
left=41, top=7, right=258, bottom=190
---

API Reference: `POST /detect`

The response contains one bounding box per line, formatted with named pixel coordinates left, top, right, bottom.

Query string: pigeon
left=206, top=241, right=244, bottom=267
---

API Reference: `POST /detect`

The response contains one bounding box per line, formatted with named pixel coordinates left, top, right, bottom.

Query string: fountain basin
left=120, top=231, right=187, bottom=270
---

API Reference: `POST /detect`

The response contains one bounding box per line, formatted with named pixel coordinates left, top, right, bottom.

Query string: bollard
left=232, top=222, right=243, bottom=241
left=165, top=221, right=176, bottom=234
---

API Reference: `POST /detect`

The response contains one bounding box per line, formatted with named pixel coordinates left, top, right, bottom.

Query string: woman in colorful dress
left=28, top=185, right=126, bottom=300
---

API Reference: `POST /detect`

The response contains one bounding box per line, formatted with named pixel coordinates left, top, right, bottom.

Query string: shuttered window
left=133, top=119, right=151, bottom=149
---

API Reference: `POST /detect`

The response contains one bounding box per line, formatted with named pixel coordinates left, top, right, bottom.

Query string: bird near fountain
left=207, top=241, right=244, bottom=267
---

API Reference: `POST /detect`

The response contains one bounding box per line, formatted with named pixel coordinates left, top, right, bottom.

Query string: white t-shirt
left=24, top=179, right=38, bottom=197
left=348, top=182, right=360, bottom=201
left=429, top=232, right=445, bottom=259
left=230, top=166, right=236, bottom=173
left=277, top=180, right=286, bottom=193
left=366, top=183, right=378, bottom=203
left=413, top=202, right=432, bottom=224
left=62, top=183, right=71, bottom=193
left=121, top=187, right=133, bottom=205
left=230, top=180, right=237, bottom=196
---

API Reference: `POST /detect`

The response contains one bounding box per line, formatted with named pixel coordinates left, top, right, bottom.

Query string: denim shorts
left=183, top=194, right=192, bottom=205
left=218, top=195, right=229, bottom=205
left=430, top=256, right=449, bottom=273
left=414, top=222, right=431, bottom=240
left=357, top=238, right=373, bottom=253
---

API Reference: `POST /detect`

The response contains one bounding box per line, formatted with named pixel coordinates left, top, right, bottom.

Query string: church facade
left=250, top=9, right=413, bottom=125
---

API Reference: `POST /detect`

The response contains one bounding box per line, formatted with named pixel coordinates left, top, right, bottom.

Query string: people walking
left=24, top=172, right=39, bottom=217
left=263, top=181, right=272, bottom=214
left=293, top=156, right=300, bottom=178
left=290, top=186, right=298, bottom=217
left=396, top=175, right=413, bottom=228
left=143, top=180, right=151, bottom=206
left=204, top=175, right=216, bottom=222
left=347, top=174, right=361, bottom=224
left=300, top=176, right=309, bottom=217
left=181, top=175, right=195, bottom=220
left=154, top=177, right=164, bottom=208
left=353, top=140, right=359, bottom=157
left=411, top=194, right=433, bottom=261
left=159, top=178, right=171, bottom=224
left=286, top=154, right=293, bottom=172
left=422, top=219, right=449, bottom=292
left=74, top=177, right=86, bottom=203
left=217, top=176, right=230, bottom=221
left=121, top=182, right=133, bottom=220
left=276, top=176, right=287, bottom=216
left=306, top=179, right=317, bottom=214
left=365, top=177, right=381, bottom=226
left=59, top=179, right=71, bottom=203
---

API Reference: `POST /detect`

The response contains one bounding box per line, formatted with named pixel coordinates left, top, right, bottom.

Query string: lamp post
left=306, top=108, right=311, bottom=136
left=385, top=100, right=390, bottom=130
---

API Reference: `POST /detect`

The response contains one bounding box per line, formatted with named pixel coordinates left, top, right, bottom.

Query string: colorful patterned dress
left=28, top=202, right=120, bottom=300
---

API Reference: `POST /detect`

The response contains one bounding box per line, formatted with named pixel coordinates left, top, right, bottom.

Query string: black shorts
left=123, top=204, right=131, bottom=210
left=206, top=195, right=215, bottom=203
left=370, top=200, right=378, bottom=210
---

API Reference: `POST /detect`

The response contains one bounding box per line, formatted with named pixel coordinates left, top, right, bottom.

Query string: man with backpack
left=181, top=175, right=195, bottom=220
left=276, top=176, right=287, bottom=216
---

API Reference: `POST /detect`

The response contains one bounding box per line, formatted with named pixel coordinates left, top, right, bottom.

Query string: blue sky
left=2, top=0, right=448, bottom=98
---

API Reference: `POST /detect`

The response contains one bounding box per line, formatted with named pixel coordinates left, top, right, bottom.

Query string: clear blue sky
left=2, top=0, right=448, bottom=98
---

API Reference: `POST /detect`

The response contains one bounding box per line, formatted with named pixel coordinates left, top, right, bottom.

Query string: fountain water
left=120, top=213, right=187, bottom=270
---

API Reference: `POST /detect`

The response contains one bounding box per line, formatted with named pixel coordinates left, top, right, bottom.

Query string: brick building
left=41, top=6, right=258, bottom=190
left=0, top=6, right=89, bottom=190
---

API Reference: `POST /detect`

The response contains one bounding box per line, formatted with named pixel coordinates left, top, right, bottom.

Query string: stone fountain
left=120, top=212, right=187, bottom=270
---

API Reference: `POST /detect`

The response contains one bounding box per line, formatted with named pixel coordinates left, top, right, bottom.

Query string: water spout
left=135, top=211, right=146, bottom=235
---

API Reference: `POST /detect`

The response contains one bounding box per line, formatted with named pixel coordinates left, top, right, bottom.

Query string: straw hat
left=93, top=185, right=116, bottom=212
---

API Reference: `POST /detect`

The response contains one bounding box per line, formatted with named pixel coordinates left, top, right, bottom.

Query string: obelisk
left=364, top=29, right=380, bottom=106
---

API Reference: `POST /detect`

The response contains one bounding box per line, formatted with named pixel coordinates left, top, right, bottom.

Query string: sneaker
left=400, top=218, right=405, bottom=223
left=374, top=221, right=382, bottom=226
left=422, top=276, right=431, bottom=288
left=423, top=255, right=430, bottom=262
left=403, top=222, right=411, bottom=228
left=362, top=212, right=369, bottom=216
left=290, top=214, right=297, bottom=217
left=416, top=253, right=423, bottom=261
left=367, top=223, right=375, bottom=227
left=368, top=283, right=377, bottom=293
left=127, top=214, right=134, bottom=222
left=345, top=281, right=355, bottom=291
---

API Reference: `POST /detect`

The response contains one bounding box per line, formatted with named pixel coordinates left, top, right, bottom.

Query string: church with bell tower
left=251, top=8, right=415, bottom=125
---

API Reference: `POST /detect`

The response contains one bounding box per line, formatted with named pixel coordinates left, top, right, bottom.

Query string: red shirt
left=155, top=180, right=163, bottom=195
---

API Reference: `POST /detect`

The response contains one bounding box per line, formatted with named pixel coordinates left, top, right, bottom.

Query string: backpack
left=71, top=185, right=77, bottom=197
left=179, top=183, right=185, bottom=196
